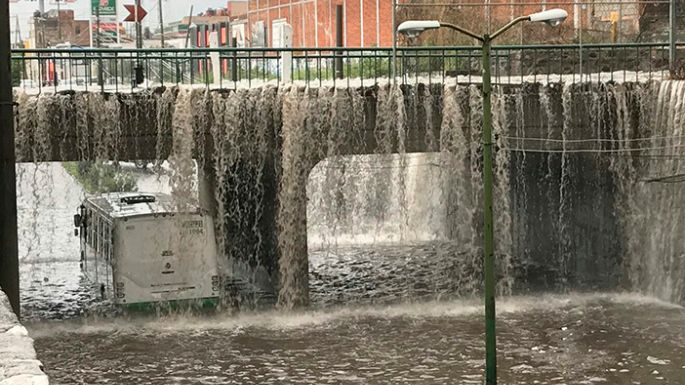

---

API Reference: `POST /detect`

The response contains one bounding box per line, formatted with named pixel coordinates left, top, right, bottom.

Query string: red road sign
left=123, top=4, right=147, bottom=22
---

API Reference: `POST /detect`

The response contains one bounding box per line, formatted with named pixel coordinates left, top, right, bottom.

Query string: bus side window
left=103, top=223, right=110, bottom=261
left=98, top=218, right=103, bottom=257
left=87, top=209, right=94, bottom=248
left=94, top=216, right=100, bottom=255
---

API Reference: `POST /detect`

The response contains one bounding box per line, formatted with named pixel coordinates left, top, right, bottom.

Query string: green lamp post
left=397, top=8, right=568, bottom=385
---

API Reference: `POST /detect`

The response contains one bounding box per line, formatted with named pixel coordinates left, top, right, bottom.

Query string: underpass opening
left=306, top=153, right=484, bottom=306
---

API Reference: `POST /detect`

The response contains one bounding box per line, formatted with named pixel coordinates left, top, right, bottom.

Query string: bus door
left=74, top=205, right=88, bottom=270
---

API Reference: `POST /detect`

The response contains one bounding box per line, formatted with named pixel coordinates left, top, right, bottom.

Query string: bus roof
left=84, top=192, right=201, bottom=219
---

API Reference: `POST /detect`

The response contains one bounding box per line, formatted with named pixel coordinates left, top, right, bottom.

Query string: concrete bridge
left=10, top=81, right=685, bottom=308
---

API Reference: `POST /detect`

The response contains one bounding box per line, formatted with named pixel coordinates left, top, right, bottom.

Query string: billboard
left=92, top=22, right=119, bottom=40
left=92, top=0, right=117, bottom=17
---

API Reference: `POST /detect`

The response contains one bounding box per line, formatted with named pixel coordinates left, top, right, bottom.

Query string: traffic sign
left=124, top=4, right=147, bottom=22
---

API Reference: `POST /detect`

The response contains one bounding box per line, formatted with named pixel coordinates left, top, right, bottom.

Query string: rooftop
left=86, top=192, right=201, bottom=219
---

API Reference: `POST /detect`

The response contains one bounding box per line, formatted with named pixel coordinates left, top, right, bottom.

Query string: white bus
left=73, top=192, right=221, bottom=309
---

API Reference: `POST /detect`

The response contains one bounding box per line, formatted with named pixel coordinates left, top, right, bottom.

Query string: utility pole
left=183, top=5, right=194, bottom=48
left=136, top=0, right=143, bottom=49
left=57, top=0, right=62, bottom=42
left=14, top=16, right=21, bottom=47
left=335, top=4, right=343, bottom=79
left=134, top=0, right=143, bottom=85
left=158, top=0, right=165, bottom=47
left=0, top=0, right=20, bottom=318
left=96, top=1, right=103, bottom=88
left=96, top=2, right=101, bottom=48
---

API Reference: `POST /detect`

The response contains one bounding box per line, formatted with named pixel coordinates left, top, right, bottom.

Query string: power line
left=500, top=134, right=685, bottom=144
left=500, top=143, right=685, bottom=153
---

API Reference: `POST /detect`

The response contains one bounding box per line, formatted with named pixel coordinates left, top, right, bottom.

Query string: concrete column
left=219, top=157, right=280, bottom=302
left=277, top=88, right=310, bottom=308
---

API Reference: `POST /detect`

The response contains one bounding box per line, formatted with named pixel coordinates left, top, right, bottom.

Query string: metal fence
left=10, top=42, right=683, bottom=92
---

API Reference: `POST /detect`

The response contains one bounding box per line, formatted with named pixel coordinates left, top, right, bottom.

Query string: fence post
left=282, top=24, right=293, bottom=83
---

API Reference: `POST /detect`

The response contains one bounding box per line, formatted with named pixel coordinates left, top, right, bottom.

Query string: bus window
left=87, top=209, right=93, bottom=248
left=90, top=209, right=96, bottom=249
left=94, top=216, right=100, bottom=254
left=103, top=223, right=110, bottom=261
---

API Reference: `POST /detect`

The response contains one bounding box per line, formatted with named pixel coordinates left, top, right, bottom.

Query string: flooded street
left=29, top=295, right=685, bottom=384
left=16, top=163, right=685, bottom=384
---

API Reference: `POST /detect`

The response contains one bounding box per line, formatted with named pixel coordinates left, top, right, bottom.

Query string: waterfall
left=12, top=80, right=685, bottom=307
left=620, top=81, right=685, bottom=304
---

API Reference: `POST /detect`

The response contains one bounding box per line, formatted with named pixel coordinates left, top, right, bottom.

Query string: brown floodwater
left=28, top=294, right=685, bottom=385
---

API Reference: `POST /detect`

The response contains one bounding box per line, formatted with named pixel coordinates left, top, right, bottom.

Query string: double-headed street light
left=398, top=8, right=568, bottom=385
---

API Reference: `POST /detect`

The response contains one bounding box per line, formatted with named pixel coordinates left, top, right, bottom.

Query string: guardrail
left=10, top=42, right=683, bottom=92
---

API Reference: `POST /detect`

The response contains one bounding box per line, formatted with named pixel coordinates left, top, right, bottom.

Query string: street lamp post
left=397, top=9, right=567, bottom=385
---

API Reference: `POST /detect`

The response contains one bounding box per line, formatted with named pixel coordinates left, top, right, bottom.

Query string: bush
left=63, top=162, right=138, bottom=194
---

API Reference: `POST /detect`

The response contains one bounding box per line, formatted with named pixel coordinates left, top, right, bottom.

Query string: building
left=28, top=9, right=90, bottom=48
left=232, top=0, right=393, bottom=48
left=225, top=0, right=654, bottom=49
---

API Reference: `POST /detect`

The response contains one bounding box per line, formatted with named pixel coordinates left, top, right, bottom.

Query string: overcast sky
left=10, top=0, right=231, bottom=39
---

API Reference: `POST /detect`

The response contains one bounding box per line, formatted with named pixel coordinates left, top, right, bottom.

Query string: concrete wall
left=0, top=290, right=48, bottom=385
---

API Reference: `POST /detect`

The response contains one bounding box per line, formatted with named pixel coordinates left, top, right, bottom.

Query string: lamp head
left=396, top=20, right=441, bottom=38
left=528, top=9, right=568, bottom=27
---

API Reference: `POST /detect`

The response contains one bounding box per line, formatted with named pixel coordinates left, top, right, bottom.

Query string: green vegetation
left=63, top=162, right=138, bottom=194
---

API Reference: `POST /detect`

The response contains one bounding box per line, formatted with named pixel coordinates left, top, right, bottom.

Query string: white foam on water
left=25, top=292, right=681, bottom=337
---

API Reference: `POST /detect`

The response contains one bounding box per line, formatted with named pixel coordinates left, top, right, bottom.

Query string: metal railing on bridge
left=10, top=42, right=683, bottom=92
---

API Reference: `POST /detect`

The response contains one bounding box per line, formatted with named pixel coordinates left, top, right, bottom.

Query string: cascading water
left=12, top=80, right=685, bottom=312
left=619, top=81, right=685, bottom=304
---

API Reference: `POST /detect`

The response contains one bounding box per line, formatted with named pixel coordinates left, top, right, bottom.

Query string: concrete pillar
left=276, top=159, right=309, bottom=308
left=276, top=88, right=310, bottom=308
left=219, top=157, right=280, bottom=301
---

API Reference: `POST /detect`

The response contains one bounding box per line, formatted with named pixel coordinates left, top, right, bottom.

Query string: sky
left=10, top=0, right=230, bottom=39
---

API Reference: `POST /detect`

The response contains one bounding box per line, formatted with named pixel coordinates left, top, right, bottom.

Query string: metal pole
left=670, top=0, right=676, bottom=71
left=481, top=34, right=497, bottom=385
left=391, top=0, right=396, bottom=82
left=159, top=0, right=165, bottom=47
left=134, top=0, right=143, bottom=85
left=57, top=0, right=62, bottom=42
left=231, top=36, right=238, bottom=82
left=96, top=3, right=103, bottom=88
left=335, top=4, right=344, bottom=79
left=135, top=0, right=142, bottom=49
left=184, top=6, right=194, bottom=48
left=0, top=0, right=20, bottom=318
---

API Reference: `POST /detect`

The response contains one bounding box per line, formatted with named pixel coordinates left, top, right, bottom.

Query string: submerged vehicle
left=73, top=192, right=221, bottom=309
